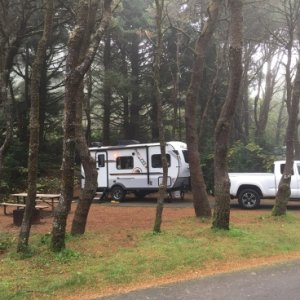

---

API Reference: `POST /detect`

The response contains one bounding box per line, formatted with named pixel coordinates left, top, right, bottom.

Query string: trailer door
left=96, top=152, right=108, bottom=189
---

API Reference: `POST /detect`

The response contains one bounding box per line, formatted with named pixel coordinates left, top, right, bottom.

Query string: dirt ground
left=3, top=196, right=300, bottom=299
left=0, top=202, right=195, bottom=236
left=1, top=195, right=300, bottom=235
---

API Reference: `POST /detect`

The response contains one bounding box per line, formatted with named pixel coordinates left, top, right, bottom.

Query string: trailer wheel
left=238, top=188, right=260, bottom=209
left=111, top=186, right=125, bottom=201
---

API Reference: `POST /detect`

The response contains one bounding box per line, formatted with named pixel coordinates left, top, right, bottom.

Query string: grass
left=2, top=212, right=300, bottom=299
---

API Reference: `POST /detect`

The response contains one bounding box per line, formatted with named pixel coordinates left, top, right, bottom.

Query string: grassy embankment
left=1, top=212, right=300, bottom=299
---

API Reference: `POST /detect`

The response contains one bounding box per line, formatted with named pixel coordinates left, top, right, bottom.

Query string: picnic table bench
left=0, top=202, right=49, bottom=215
left=10, top=193, right=60, bottom=211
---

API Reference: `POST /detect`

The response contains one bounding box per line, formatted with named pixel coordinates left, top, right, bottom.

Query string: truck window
left=97, top=154, right=105, bottom=168
left=116, top=156, right=133, bottom=169
left=182, top=150, right=188, bottom=163
left=151, top=154, right=171, bottom=168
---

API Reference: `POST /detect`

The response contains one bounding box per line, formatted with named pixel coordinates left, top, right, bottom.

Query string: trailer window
left=151, top=154, right=171, bottom=168
left=116, top=156, right=133, bottom=169
left=182, top=150, right=188, bottom=163
left=97, top=154, right=105, bottom=168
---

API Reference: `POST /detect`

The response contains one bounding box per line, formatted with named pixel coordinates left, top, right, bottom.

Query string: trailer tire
left=111, top=186, right=125, bottom=201
left=238, top=188, right=260, bottom=209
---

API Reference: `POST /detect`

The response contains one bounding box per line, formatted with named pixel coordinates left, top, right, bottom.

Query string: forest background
left=0, top=0, right=299, bottom=195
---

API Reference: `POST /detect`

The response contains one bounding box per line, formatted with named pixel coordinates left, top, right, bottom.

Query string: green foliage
left=228, top=141, right=276, bottom=172
left=36, top=177, right=61, bottom=193
left=0, top=233, right=15, bottom=253
left=1, top=141, right=28, bottom=194
left=54, top=248, right=81, bottom=263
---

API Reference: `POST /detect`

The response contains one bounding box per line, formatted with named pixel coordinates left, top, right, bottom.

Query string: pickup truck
left=229, top=160, right=300, bottom=209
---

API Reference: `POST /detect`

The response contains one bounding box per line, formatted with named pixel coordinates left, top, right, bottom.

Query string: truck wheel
left=111, top=186, right=125, bottom=201
left=238, top=188, right=260, bottom=209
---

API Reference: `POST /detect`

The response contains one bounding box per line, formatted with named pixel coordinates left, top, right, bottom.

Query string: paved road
left=98, top=260, right=300, bottom=300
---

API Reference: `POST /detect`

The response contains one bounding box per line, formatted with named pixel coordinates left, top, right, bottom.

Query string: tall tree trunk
left=85, top=69, right=93, bottom=146
left=120, top=45, right=130, bottom=139
left=17, top=0, right=54, bottom=252
left=294, top=123, right=300, bottom=160
left=255, top=57, right=277, bottom=146
left=271, top=5, right=300, bottom=216
left=102, top=34, right=112, bottom=145
left=272, top=61, right=300, bottom=216
left=185, top=0, right=221, bottom=218
left=171, top=31, right=182, bottom=140
left=71, top=2, right=102, bottom=235
left=212, top=0, right=243, bottom=230
left=153, top=0, right=167, bottom=233
left=71, top=83, right=98, bottom=235
left=129, top=34, right=140, bottom=140
left=275, top=90, right=286, bottom=145
left=39, top=62, right=48, bottom=147
left=51, top=0, right=112, bottom=251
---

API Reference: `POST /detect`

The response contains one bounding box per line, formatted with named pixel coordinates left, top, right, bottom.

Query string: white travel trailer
left=85, top=141, right=190, bottom=201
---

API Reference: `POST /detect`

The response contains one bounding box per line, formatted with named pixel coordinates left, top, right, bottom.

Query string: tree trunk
left=102, top=34, right=112, bottom=145
left=71, top=84, right=98, bottom=235
left=129, top=34, right=141, bottom=140
left=275, top=90, right=286, bottom=146
left=85, top=69, right=93, bottom=146
left=153, top=0, right=168, bottom=233
left=51, top=0, right=112, bottom=251
left=212, top=0, right=243, bottom=230
left=185, top=0, right=221, bottom=218
left=272, top=5, right=300, bottom=216
left=17, top=0, right=54, bottom=252
left=255, top=57, right=277, bottom=146
left=171, top=31, right=182, bottom=140
left=272, top=61, right=300, bottom=216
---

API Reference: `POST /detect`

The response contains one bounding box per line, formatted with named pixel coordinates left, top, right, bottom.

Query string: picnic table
left=0, top=202, right=49, bottom=215
left=10, top=193, right=60, bottom=210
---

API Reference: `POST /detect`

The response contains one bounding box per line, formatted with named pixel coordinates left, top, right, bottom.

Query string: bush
left=228, top=141, right=276, bottom=172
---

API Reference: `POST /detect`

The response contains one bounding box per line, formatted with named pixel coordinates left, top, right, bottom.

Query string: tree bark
left=71, top=83, right=98, bottom=235
left=212, top=0, right=243, bottom=230
left=153, top=0, right=168, bottom=233
left=102, top=34, right=112, bottom=145
left=71, top=1, right=101, bottom=235
left=51, top=0, right=112, bottom=251
left=185, top=0, right=221, bottom=218
left=255, top=56, right=278, bottom=146
left=17, top=0, right=54, bottom=252
left=272, top=61, right=300, bottom=216
left=271, top=4, right=300, bottom=216
left=129, top=34, right=141, bottom=140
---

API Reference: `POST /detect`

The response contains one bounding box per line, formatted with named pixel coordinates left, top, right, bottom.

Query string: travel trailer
left=84, top=141, right=190, bottom=201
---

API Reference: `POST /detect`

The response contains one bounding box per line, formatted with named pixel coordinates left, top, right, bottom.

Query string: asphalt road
left=98, top=260, right=300, bottom=300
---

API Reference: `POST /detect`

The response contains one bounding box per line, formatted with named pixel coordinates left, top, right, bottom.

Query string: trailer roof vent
left=117, top=140, right=140, bottom=145
left=90, top=142, right=103, bottom=147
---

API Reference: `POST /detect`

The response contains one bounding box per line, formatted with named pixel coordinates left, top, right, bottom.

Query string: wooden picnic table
left=9, top=193, right=60, bottom=211
left=0, top=202, right=49, bottom=215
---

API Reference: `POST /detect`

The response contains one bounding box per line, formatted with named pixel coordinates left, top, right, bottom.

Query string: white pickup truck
left=229, top=160, right=300, bottom=209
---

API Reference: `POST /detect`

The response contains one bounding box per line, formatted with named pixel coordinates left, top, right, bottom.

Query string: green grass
left=2, top=213, right=300, bottom=299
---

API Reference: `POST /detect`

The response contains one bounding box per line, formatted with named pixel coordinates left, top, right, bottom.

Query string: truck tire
left=238, top=188, right=260, bottom=209
left=111, top=186, right=125, bottom=201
